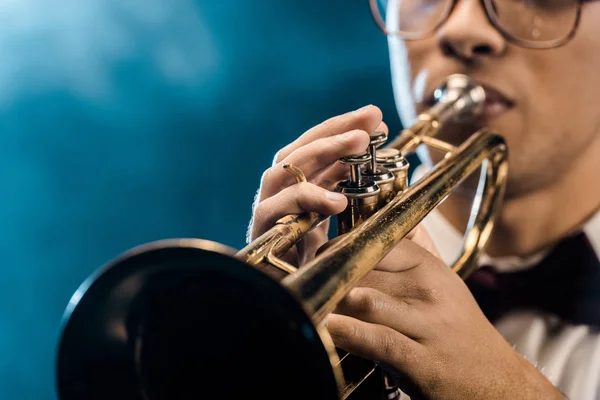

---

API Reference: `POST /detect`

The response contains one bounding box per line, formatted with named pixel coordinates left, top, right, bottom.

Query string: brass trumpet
left=55, top=74, right=508, bottom=400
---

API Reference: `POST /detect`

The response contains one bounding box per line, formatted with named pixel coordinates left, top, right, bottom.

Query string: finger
left=375, top=237, right=448, bottom=275
left=325, top=314, right=422, bottom=367
left=273, top=105, right=383, bottom=164
left=375, top=238, right=432, bottom=273
left=405, top=225, right=441, bottom=258
left=261, top=130, right=370, bottom=200
left=302, top=229, right=446, bottom=302
left=334, top=287, right=428, bottom=339
left=250, top=182, right=347, bottom=240
left=311, top=160, right=354, bottom=190
left=376, top=120, right=389, bottom=135
left=361, top=240, right=454, bottom=304
left=356, top=269, right=444, bottom=307
left=312, top=120, right=392, bottom=188
left=297, top=225, right=330, bottom=265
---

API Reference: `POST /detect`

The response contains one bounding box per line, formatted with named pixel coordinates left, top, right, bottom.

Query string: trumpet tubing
left=55, top=74, right=508, bottom=400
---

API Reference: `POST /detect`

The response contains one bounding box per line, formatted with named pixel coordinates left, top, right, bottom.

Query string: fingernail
left=354, top=104, right=373, bottom=113
left=325, top=190, right=346, bottom=202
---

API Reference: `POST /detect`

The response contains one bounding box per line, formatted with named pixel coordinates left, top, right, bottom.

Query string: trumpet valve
left=366, top=130, right=388, bottom=174
left=361, top=131, right=396, bottom=207
left=336, top=153, right=381, bottom=235
left=376, top=148, right=410, bottom=194
left=339, top=153, right=372, bottom=186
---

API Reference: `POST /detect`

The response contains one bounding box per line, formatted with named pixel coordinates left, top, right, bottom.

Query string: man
left=247, top=0, right=600, bottom=398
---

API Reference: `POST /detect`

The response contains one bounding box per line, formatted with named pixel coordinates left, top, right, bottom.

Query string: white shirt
left=412, top=166, right=600, bottom=399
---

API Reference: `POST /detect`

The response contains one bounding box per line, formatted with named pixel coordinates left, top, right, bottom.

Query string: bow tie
left=465, top=231, right=600, bottom=327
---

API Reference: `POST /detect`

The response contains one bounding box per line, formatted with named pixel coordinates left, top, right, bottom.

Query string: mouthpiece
left=428, top=74, right=486, bottom=123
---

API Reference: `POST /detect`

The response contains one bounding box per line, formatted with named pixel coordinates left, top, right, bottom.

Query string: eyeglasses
left=369, top=0, right=597, bottom=49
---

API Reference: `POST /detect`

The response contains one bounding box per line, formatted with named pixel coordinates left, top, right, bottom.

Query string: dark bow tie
left=465, top=231, right=600, bottom=327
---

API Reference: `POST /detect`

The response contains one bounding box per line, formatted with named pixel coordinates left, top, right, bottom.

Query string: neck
left=437, top=138, right=600, bottom=258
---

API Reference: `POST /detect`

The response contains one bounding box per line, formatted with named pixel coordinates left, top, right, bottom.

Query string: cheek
left=527, top=6, right=600, bottom=136
left=508, top=14, right=600, bottom=187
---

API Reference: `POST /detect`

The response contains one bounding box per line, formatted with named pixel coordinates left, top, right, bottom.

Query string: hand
left=326, top=226, right=566, bottom=400
left=247, top=105, right=384, bottom=265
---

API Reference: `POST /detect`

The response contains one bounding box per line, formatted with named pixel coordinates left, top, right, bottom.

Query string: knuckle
left=416, top=286, right=444, bottom=305
left=248, top=203, right=271, bottom=241
left=294, top=181, right=316, bottom=198
left=273, top=144, right=292, bottom=165
left=262, top=163, right=296, bottom=191
left=379, top=331, right=397, bottom=357
left=436, top=312, right=455, bottom=331
left=307, top=136, right=344, bottom=167
left=260, top=165, right=277, bottom=186
left=326, top=318, right=344, bottom=341
left=297, top=181, right=316, bottom=192
left=325, top=134, right=347, bottom=153
left=348, top=321, right=364, bottom=343
left=295, top=183, right=332, bottom=210
left=272, top=150, right=282, bottom=166
left=252, top=201, right=267, bottom=223
left=349, top=288, right=378, bottom=314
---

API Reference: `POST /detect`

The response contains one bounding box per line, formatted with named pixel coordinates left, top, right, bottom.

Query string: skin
left=390, top=0, right=600, bottom=257
left=248, top=0, right=600, bottom=398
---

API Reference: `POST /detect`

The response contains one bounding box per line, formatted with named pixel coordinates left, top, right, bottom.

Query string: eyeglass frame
left=369, top=0, right=598, bottom=49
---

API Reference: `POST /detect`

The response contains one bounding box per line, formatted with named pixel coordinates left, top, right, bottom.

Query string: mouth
left=421, top=81, right=515, bottom=121
left=479, top=84, right=515, bottom=119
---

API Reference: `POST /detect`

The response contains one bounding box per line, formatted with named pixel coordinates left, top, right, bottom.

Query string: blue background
left=0, top=1, right=404, bottom=399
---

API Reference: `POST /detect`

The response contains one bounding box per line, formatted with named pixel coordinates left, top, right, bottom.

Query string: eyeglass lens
left=374, top=0, right=579, bottom=43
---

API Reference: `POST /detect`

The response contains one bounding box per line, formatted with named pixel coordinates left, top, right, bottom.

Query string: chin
left=503, top=170, right=551, bottom=199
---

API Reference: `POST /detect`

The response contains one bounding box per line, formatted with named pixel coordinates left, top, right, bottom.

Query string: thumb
left=405, top=224, right=441, bottom=258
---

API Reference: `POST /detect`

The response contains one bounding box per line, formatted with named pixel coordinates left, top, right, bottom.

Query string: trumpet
left=55, top=74, right=508, bottom=400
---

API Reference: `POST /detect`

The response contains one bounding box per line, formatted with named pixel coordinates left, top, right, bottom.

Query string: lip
left=420, top=80, right=515, bottom=120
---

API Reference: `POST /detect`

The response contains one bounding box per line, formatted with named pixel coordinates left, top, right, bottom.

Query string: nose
left=436, top=0, right=506, bottom=61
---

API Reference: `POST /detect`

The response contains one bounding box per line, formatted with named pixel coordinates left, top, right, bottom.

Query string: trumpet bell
left=55, top=74, right=507, bottom=400
left=56, top=240, right=344, bottom=400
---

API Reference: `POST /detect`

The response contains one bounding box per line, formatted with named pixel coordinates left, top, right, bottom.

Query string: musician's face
left=389, top=1, right=600, bottom=197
